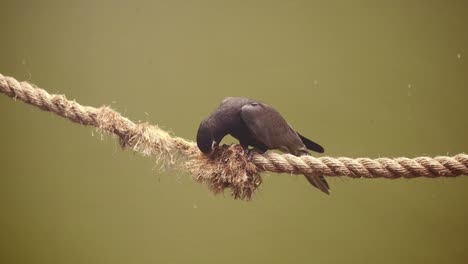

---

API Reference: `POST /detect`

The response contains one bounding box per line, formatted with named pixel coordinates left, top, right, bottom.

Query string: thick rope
left=1, top=73, right=467, bottom=199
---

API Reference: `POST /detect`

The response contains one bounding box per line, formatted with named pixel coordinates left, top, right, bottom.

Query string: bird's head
left=196, top=120, right=219, bottom=154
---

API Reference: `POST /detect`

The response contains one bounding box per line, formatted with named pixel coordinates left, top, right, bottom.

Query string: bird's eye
left=250, top=103, right=259, bottom=106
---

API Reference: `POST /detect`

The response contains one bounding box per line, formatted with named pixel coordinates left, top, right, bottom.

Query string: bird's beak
left=210, top=140, right=218, bottom=156
left=211, top=140, right=217, bottom=150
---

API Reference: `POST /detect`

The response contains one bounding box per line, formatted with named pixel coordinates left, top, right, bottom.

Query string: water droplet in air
left=457, top=53, right=461, bottom=59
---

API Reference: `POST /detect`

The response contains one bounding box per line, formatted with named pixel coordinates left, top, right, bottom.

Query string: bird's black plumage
left=197, top=97, right=329, bottom=194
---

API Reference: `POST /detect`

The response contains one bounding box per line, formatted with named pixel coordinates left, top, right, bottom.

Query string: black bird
left=197, top=97, right=329, bottom=194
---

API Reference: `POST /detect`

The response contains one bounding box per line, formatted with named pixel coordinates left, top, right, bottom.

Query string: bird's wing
left=240, top=102, right=305, bottom=152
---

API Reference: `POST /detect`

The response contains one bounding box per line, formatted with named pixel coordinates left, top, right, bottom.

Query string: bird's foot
left=246, top=149, right=254, bottom=161
left=245, top=148, right=262, bottom=161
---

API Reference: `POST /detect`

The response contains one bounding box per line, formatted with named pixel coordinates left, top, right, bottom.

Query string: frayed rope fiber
left=1, top=73, right=467, bottom=200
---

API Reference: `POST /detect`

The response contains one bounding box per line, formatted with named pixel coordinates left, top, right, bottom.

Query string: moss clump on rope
left=186, top=144, right=261, bottom=200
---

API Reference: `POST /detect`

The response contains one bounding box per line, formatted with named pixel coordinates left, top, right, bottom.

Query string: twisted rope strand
left=251, top=153, right=468, bottom=178
left=1, top=73, right=467, bottom=183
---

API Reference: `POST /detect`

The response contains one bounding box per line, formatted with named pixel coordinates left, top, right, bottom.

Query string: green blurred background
left=1, top=1, right=467, bottom=263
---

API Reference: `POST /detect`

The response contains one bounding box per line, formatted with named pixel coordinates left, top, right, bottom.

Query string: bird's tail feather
left=297, top=132, right=324, bottom=153
left=304, top=174, right=330, bottom=195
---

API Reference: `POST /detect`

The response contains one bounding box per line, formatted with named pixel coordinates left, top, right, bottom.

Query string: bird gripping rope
left=0, top=73, right=467, bottom=200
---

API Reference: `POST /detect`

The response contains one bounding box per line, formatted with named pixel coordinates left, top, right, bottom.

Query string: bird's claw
left=245, top=148, right=259, bottom=161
